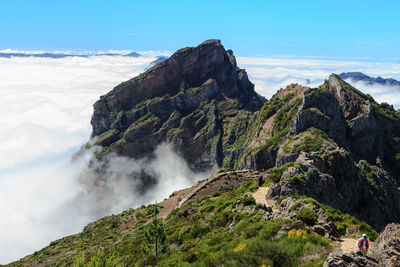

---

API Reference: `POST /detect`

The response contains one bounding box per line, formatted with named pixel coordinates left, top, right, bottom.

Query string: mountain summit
left=91, top=39, right=265, bottom=171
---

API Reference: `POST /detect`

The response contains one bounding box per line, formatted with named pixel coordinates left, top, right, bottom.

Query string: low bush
left=296, top=207, right=318, bottom=226
left=241, top=195, right=256, bottom=206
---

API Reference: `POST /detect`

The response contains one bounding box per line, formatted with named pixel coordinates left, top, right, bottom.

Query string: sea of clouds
left=0, top=52, right=399, bottom=263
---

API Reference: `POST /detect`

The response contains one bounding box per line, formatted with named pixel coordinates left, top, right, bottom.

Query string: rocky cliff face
left=90, top=40, right=400, bottom=230
left=91, top=39, right=265, bottom=171
left=370, top=223, right=400, bottom=265
left=324, top=223, right=400, bottom=266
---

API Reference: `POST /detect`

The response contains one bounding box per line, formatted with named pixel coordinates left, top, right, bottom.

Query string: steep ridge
left=91, top=39, right=265, bottom=171
left=8, top=40, right=400, bottom=266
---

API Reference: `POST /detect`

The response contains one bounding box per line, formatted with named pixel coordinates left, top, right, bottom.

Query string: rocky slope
left=8, top=40, right=400, bottom=266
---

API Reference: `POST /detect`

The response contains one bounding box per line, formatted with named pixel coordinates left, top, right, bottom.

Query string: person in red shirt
left=358, top=233, right=369, bottom=255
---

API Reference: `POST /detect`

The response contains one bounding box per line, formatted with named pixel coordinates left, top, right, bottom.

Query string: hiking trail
left=252, top=186, right=278, bottom=212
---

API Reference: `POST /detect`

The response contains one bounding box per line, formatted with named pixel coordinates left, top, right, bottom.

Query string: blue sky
left=1, top=0, right=400, bottom=58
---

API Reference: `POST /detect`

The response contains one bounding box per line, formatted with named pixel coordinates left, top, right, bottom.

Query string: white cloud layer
left=0, top=55, right=213, bottom=264
left=1, top=53, right=400, bottom=263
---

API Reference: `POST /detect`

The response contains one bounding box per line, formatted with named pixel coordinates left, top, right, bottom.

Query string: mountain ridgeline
left=91, top=39, right=400, bottom=230
left=9, top=40, right=400, bottom=266
left=339, top=72, right=400, bottom=87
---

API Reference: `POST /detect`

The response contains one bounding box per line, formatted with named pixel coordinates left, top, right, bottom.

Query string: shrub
left=233, top=243, right=246, bottom=252
left=243, top=180, right=259, bottom=192
left=358, top=222, right=378, bottom=241
left=268, top=162, right=295, bottom=183
left=337, top=223, right=347, bottom=236
left=288, top=229, right=307, bottom=238
left=296, top=208, right=317, bottom=226
left=289, top=202, right=301, bottom=212
left=241, top=195, right=256, bottom=206
left=258, top=221, right=281, bottom=240
left=73, top=250, right=122, bottom=267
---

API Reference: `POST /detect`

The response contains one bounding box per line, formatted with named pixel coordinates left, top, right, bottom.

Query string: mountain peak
left=319, top=73, right=367, bottom=120
left=90, top=40, right=265, bottom=170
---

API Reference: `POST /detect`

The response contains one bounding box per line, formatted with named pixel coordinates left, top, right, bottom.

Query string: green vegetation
left=321, top=150, right=340, bottom=166
left=73, top=250, right=121, bottom=267
left=15, top=180, right=331, bottom=267
left=373, top=102, right=400, bottom=121
left=241, top=96, right=303, bottom=166
left=289, top=201, right=302, bottom=212
left=95, top=146, right=111, bottom=161
left=186, top=86, right=201, bottom=95
left=224, top=110, right=253, bottom=151
left=267, top=162, right=295, bottom=183
left=280, top=127, right=337, bottom=154
left=133, top=96, right=164, bottom=110
left=241, top=195, right=256, bottom=206
left=279, top=195, right=378, bottom=240
left=262, top=96, right=303, bottom=149
left=289, top=173, right=306, bottom=184
left=145, top=206, right=166, bottom=256
left=264, top=162, right=307, bottom=185
left=257, top=93, right=296, bottom=125
left=96, top=129, right=119, bottom=144
left=296, top=208, right=318, bottom=226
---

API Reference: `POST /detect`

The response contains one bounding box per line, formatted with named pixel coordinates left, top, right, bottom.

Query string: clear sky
left=1, top=0, right=400, bottom=59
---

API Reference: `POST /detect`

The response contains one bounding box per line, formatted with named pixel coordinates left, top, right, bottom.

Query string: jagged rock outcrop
left=90, top=39, right=265, bottom=171
left=323, top=251, right=379, bottom=267
left=370, top=223, right=400, bottom=266
left=289, top=87, right=347, bottom=146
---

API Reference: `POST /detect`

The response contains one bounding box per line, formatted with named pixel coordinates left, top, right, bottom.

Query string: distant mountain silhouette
left=0, top=51, right=141, bottom=58
left=339, top=72, right=400, bottom=86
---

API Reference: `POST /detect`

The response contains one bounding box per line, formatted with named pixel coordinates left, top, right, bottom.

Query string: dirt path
left=340, top=238, right=358, bottom=253
left=158, top=187, right=192, bottom=219
left=177, top=170, right=251, bottom=208
left=252, top=186, right=278, bottom=212
left=157, top=170, right=252, bottom=219
left=252, top=186, right=269, bottom=206
left=339, top=237, right=374, bottom=254
left=154, top=170, right=262, bottom=222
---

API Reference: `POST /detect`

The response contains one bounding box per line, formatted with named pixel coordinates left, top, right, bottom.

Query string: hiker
left=358, top=233, right=369, bottom=255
